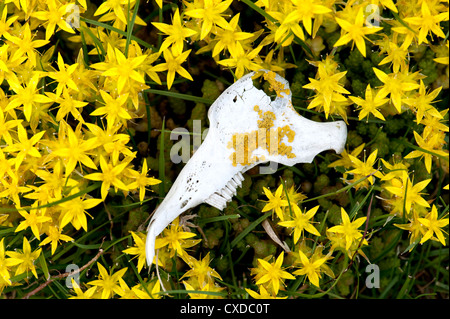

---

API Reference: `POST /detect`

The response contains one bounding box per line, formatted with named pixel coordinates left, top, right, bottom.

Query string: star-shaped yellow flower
left=334, top=8, right=383, bottom=57
left=261, top=185, right=289, bottom=221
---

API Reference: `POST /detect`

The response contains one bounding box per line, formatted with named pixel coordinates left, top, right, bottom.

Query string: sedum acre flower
left=278, top=205, right=321, bottom=243
left=253, top=252, right=295, bottom=295
left=6, top=237, right=42, bottom=279
left=88, top=263, right=128, bottom=299
left=123, top=231, right=147, bottom=272
left=418, top=205, right=449, bottom=246
left=261, top=185, right=289, bottom=221
left=334, top=7, right=383, bottom=57
left=327, top=208, right=366, bottom=250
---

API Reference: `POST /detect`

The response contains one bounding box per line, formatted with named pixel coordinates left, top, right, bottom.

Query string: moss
left=384, top=117, right=406, bottom=135
left=411, top=159, right=432, bottom=182
left=187, top=103, right=207, bottom=131
left=327, top=204, right=342, bottom=226
left=282, top=169, right=295, bottom=189
left=336, top=270, right=354, bottom=296
left=301, top=162, right=316, bottom=176
left=167, top=88, right=187, bottom=115
left=250, top=178, right=269, bottom=202
left=369, top=130, right=390, bottom=158
left=418, top=49, right=438, bottom=86
left=344, top=48, right=365, bottom=74
left=198, top=205, right=221, bottom=219
left=352, top=78, right=366, bottom=97
left=232, top=218, right=250, bottom=234
left=124, top=207, right=150, bottom=234
left=245, top=232, right=259, bottom=247
left=201, top=79, right=221, bottom=101
left=318, top=197, right=333, bottom=210
left=389, top=137, right=406, bottom=154
left=215, top=255, right=230, bottom=273
left=203, top=227, right=224, bottom=249
left=346, top=130, right=364, bottom=149
left=314, top=174, right=330, bottom=193
left=237, top=174, right=252, bottom=198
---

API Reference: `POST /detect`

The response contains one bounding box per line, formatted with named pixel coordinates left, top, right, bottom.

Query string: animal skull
left=146, top=70, right=347, bottom=266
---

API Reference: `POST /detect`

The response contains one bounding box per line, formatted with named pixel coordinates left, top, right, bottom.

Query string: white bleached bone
left=146, top=70, right=347, bottom=266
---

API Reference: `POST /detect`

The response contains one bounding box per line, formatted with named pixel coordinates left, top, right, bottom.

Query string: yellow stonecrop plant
left=0, top=0, right=448, bottom=299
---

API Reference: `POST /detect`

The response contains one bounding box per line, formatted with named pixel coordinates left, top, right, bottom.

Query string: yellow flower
left=433, top=41, right=449, bottom=65
left=59, top=193, right=103, bottom=231
left=123, top=231, right=147, bottom=272
left=394, top=210, right=428, bottom=248
left=152, top=48, right=193, bottom=90
left=152, top=8, right=197, bottom=55
left=350, top=84, right=389, bottom=121
left=384, top=177, right=431, bottom=214
left=254, top=252, right=295, bottom=295
left=87, top=263, right=128, bottom=299
left=90, top=90, right=131, bottom=129
left=184, top=0, right=233, bottom=40
left=402, top=80, right=443, bottom=125
left=334, top=7, right=383, bottom=57
left=4, top=122, right=45, bottom=170
left=31, top=0, right=76, bottom=41
left=288, top=0, right=332, bottom=36
left=69, top=279, right=97, bottom=299
left=293, top=250, right=327, bottom=288
left=180, top=252, right=222, bottom=286
left=39, top=225, right=73, bottom=255
left=101, top=48, right=147, bottom=94
left=154, top=217, right=199, bottom=258
left=47, top=53, right=79, bottom=97
left=183, top=280, right=225, bottom=299
left=126, top=159, right=161, bottom=203
left=418, top=205, right=449, bottom=246
left=217, top=42, right=263, bottom=79
left=246, top=285, right=288, bottom=299
left=404, top=131, right=448, bottom=174
left=132, top=279, right=162, bottom=299
left=211, top=13, right=254, bottom=57
left=278, top=205, right=321, bottom=243
left=329, top=143, right=366, bottom=169
left=46, top=89, right=87, bottom=124
left=6, top=237, right=42, bottom=279
left=372, top=67, right=420, bottom=113
left=346, top=149, right=383, bottom=190
left=94, top=0, right=130, bottom=24
left=403, top=1, right=448, bottom=45
left=327, top=208, right=366, bottom=250
left=84, top=155, right=130, bottom=201
left=0, top=8, right=18, bottom=39
left=50, top=121, right=98, bottom=175
left=378, top=41, right=409, bottom=73
left=3, top=23, right=49, bottom=66
left=0, top=238, right=17, bottom=285
left=380, top=158, right=409, bottom=182
left=7, top=73, right=53, bottom=122
left=269, top=1, right=305, bottom=45
left=15, top=207, right=52, bottom=240
left=303, top=64, right=350, bottom=118
left=261, top=185, right=289, bottom=221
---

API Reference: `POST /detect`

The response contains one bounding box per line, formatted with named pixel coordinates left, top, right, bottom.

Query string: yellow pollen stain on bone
left=263, top=71, right=291, bottom=98
left=227, top=102, right=296, bottom=167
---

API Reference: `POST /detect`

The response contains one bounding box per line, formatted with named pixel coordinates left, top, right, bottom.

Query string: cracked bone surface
left=146, top=70, right=347, bottom=266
